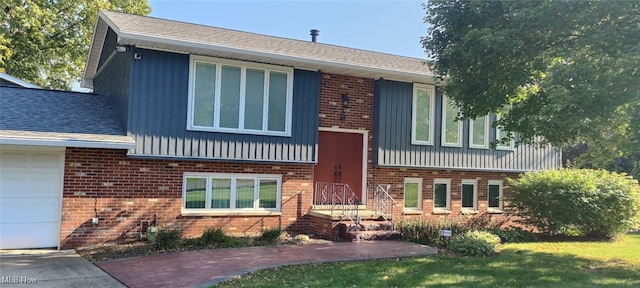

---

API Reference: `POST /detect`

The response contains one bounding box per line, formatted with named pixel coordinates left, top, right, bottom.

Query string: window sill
left=488, top=209, right=504, bottom=214
left=469, top=146, right=489, bottom=150
left=402, top=210, right=423, bottom=215
left=432, top=210, right=452, bottom=215
left=181, top=210, right=282, bottom=217
left=460, top=209, right=479, bottom=215
left=187, top=126, right=291, bottom=137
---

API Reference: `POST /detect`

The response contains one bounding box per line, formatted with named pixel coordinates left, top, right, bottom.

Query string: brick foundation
left=61, top=148, right=314, bottom=248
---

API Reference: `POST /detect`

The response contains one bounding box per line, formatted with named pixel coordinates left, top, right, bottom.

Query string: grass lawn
left=214, top=233, right=640, bottom=287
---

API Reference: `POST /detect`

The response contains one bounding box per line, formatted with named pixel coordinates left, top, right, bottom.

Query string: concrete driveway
left=0, top=249, right=125, bottom=288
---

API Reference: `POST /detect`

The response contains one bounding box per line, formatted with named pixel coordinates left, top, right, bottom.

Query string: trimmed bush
left=257, top=227, right=282, bottom=244
left=447, top=231, right=499, bottom=257
left=152, top=228, right=183, bottom=250
left=507, top=169, right=640, bottom=239
left=200, top=227, right=229, bottom=246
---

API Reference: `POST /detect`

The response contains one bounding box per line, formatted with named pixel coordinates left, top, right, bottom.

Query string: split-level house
left=0, top=11, right=560, bottom=249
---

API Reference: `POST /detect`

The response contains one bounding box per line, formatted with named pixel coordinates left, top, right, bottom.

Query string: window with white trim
left=495, top=116, right=515, bottom=149
left=182, top=173, right=281, bottom=214
left=461, top=179, right=478, bottom=210
left=488, top=180, right=503, bottom=211
left=412, top=84, right=436, bottom=145
left=441, top=95, right=462, bottom=147
left=404, top=178, right=422, bottom=211
left=188, top=56, right=293, bottom=136
left=469, top=115, right=489, bottom=148
left=433, top=179, right=451, bottom=211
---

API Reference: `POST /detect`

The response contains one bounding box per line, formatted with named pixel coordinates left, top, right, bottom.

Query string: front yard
left=214, top=233, right=640, bottom=287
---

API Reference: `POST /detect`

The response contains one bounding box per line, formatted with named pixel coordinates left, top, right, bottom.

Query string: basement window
left=182, top=173, right=281, bottom=215
left=404, top=178, right=422, bottom=211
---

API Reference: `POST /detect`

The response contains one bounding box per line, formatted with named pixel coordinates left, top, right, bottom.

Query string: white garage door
left=0, top=147, right=64, bottom=249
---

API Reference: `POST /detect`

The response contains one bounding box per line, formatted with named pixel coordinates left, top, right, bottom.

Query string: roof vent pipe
left=310, top=29, right=319, bottom=42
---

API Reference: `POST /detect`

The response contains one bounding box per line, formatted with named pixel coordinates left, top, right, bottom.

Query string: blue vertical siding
left=93, top=28, right=130, bottom=132
left=127, top=48, right=319, bottom=163
left=373, top=79, right=560, bottom=171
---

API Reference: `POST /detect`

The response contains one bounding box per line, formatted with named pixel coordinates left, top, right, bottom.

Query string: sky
left=148, top=0, right=429, bottom=59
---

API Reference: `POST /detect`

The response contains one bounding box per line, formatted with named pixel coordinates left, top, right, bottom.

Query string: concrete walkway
left=98, top=241, right=437, bottom=288
left=0, top=250, right=125, bottom=288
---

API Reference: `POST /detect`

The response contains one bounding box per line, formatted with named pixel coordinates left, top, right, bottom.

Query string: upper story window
left=441, top=95, right=462, bottom=147
left=188, top=56, right=294, bottom=136
left=495, top=116, right=515, bottom=150
left=182, top=173, right=281, bottom=215
left=469, top=115, right=489, bottom=149
left=411, top=84, right=436, bottom=145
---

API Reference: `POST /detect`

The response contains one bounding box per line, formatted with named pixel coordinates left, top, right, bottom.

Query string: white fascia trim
left=0, top=137, right=135, bottom=149
left=127, top=153, right=317, bottom=164
left=374, top=163, right=531, bottom=173
left=0, top=72, right=41, bottom=88
left=82, top=16, right=109, bottom=88
left=117, top=31, right=435, bottom=80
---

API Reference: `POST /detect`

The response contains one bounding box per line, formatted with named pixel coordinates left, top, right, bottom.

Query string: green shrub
left=507, top=169, right=640, bottom=239
left=398, top=218, right=470, bottom=246
left=257, top=227, right=282, bottom=244
left=465, top=230, right=501, bottom=246
left=152, top=228, right=183, bottom=250
left=447, top=231, right=499, bottom=257
left=200, top=227, right=229, bottom=246
left=488, top=227, right=537, bottom=243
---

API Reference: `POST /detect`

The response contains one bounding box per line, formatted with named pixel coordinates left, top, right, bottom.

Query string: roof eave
left=0, top=136, right=136, bottom=150
left=120, top=32, right=435, bottom=82
left=83, top=11, right=437, bottom=87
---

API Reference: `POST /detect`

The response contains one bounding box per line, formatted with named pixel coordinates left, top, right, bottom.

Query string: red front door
left=314, top=131, right=364, bottom=200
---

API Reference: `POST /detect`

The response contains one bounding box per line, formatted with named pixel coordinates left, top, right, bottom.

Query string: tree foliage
left=422, top=0, right=640, bottom=158
left=1, top=0, right=151, bottom=90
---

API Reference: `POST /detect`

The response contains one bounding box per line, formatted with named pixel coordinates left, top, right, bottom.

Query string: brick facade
left=317, top=73, right=518, bottom=222
left=59, top=72, right=519, bottom=248
left=61, top=148, right=314, bottom=248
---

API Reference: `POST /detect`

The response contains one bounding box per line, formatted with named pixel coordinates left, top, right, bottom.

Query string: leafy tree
left=1, top=0, right=151, bottom=90
left=422, top=1, right=640, bottom=162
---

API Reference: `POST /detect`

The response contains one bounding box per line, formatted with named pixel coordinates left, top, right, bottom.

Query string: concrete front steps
left=339, top=220, right=402, bottom=241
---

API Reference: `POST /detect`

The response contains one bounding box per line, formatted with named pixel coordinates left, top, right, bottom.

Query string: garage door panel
left=0, top=147, right=63, bottom=249
left=30, top=173, right=62, bottom=196
left=0, top=223, right=59, bottom=249
left=0, top=152, right=28, bottom=168
left=1, top=171, right=61, bottom=197
left=33, top=153, right=62, bottom=168
left=1, top=197, right=61, bottom=223
left=0, top=173, right=27, bottom=195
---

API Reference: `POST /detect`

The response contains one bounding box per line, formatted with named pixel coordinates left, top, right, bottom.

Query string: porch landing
left=308, top=207, right=399, bottom=241
left=308, top=208, right=391, bottom=221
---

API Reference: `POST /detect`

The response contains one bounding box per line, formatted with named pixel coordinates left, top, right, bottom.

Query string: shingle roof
left=0, top=86, right=134, bottom=148
left=83, top=10, right=435, bottom=88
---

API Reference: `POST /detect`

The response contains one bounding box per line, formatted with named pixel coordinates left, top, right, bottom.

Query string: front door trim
left=317, top=127, right=368, bottom=204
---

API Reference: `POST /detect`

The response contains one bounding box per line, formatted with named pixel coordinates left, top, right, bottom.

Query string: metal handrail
left=367, top=183, right=396, bottom=228
left=314, top=182, right=360, bottom=225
